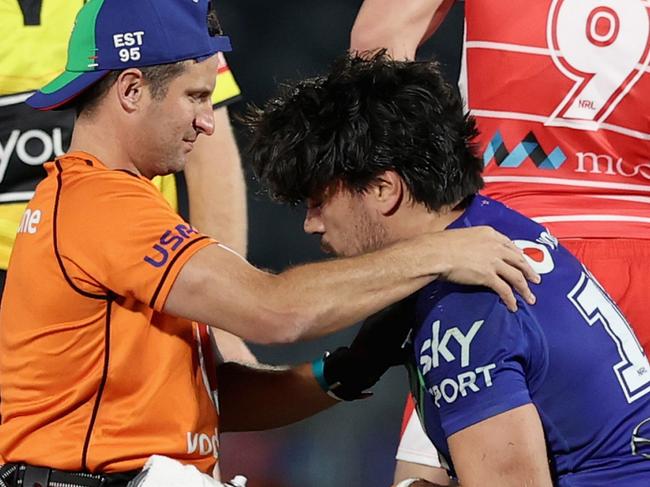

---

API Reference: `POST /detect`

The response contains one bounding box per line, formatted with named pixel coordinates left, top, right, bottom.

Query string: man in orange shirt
left=1, top=1, right=246, bottom=292
left=0, top=0, right=539, bottom=485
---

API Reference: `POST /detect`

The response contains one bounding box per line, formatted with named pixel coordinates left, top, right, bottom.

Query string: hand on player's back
left=431, top=226, right=540, bottom=312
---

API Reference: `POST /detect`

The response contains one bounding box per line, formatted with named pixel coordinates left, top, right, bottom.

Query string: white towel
left=129, top=455, right=247, bottom=487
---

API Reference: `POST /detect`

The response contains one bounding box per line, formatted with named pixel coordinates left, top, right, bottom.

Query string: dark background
left=215, top=2, right=464, bottom=486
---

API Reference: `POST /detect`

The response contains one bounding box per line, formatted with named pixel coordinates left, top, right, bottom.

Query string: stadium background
left=217, top=1, right=464, bottom=485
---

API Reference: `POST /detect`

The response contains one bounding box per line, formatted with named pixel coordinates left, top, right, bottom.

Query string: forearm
left=351, top=0, right=447, bottom=60
left=167, top=226, right=534, bottom=344
left=184, top=107, right=248, bottom=255
left=175, top=235, right=440, bottom=344
left=264, top=234, right=443, bottom=341
left=249, top=226, right=534, bottom=341
left=217, top=362, right=338, bottom=432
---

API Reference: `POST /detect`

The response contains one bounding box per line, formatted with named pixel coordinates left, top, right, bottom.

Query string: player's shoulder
left=413, top=275, right=541, bottom=369
left=473, top=197, right=582, bottom=282
left=416, top=281, right=503, bottom=322
left=475, top=196, right=548, bottom=241
left=413, top=285, right=534, bottom=415
left=414, top=282, right=515, bottom=354
left=455, top=196, right=554, bottom=255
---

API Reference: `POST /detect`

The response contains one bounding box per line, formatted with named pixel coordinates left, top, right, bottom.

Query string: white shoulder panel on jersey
left=396, top=409, right=443, bottom=468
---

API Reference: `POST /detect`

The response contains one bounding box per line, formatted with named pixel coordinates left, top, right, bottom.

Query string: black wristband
left=321, top=347, right=374, bottom=401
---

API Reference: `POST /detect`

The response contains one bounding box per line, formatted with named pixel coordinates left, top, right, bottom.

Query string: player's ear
left=369, top=170, right=404, bottom=216
left=115, top=68, right=146, bottom=113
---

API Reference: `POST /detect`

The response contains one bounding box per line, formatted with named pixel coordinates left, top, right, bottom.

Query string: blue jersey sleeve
left=415, top=291, right=544, bottom=438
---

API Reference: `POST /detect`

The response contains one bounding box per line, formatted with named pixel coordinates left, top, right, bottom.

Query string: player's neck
left=384, top=201, right=463, bottom=244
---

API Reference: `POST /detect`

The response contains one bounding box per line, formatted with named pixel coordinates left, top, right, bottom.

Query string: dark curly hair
left=244, top=51, right=483, bottom=211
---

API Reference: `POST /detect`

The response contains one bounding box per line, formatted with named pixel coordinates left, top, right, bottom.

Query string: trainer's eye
left=189, top=92, right=211, bottom=102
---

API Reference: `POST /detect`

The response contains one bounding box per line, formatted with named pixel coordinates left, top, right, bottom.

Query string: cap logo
left=113, top=31, right=145, bottom=63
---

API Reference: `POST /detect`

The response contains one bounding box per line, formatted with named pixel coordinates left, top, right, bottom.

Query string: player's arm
left=350, top=0, right=455, bottom=60
left=389, top=408, right=548, bottom=486
left=212, top=328, right=257, bottom=364
left=394, top=462, right=455, bottom=486
left=184, top=106, right=247, bottom=256
left=420, top=298, right=551, bottom=487
left=448, top=404, right=552, bottom=486
left=219, top=297, right=415, bottom=431
left=164, top=226, right=539, bottom=344
left=217, top=361, right=336, bottom=431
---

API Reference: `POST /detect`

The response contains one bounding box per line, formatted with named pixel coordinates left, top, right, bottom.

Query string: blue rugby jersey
left=410, top=195, right=650, bottom=485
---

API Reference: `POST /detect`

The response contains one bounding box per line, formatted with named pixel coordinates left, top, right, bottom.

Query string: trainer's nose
left=194, top=103, right=215, bottom=136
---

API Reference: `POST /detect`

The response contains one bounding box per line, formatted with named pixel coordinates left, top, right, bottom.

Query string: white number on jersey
left=547, top=0, right=650, bottom=127
left=568, top=271, right=650, bottom=402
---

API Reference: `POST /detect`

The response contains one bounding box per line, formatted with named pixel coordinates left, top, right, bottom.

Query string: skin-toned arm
left=217, top=362, right=337, bottom=432
left=219, top=291, right=416, bottom=431
left=184, top=106, right=256, bottom=363
left=350, top=0, right=455, bottom=60
left=394, top=461, right=456, bottom=486
left=184, top=107, right=247, bottom=256
left=212, top=328, right=257, bottom=363
left=447, top=404, right=553, bottom=486
left=164, top=226, right=538, bottom=344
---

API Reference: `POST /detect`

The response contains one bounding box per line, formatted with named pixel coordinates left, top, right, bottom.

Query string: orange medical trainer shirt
left=0, top=152, right=221, bottom=474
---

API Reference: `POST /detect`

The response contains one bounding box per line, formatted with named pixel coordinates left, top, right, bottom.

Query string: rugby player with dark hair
left=245, top=51, right=650, bottom=487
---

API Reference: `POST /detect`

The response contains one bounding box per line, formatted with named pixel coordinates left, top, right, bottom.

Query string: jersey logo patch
left=187, top=427, right=219, bottom=459
left=483, top=130, right=566, bottom=170
left=17, top=208, right=41, bottom=234
left=144, top=224, right=199, bottom=268
left=418, top=319, right=496, bottom=407
left=419, top=319, right=484, bottom=373
left=515, top=238, right=556, bottom=275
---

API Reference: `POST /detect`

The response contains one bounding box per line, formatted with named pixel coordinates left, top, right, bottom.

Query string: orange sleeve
left=56, top=170, right=216, bottom=310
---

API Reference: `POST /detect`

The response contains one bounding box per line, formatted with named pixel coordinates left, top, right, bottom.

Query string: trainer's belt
left=0, top=463, right=139, bottom=487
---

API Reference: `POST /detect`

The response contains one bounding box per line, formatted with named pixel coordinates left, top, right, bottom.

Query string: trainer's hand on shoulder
left=433, top=226, right=540, bottom=311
